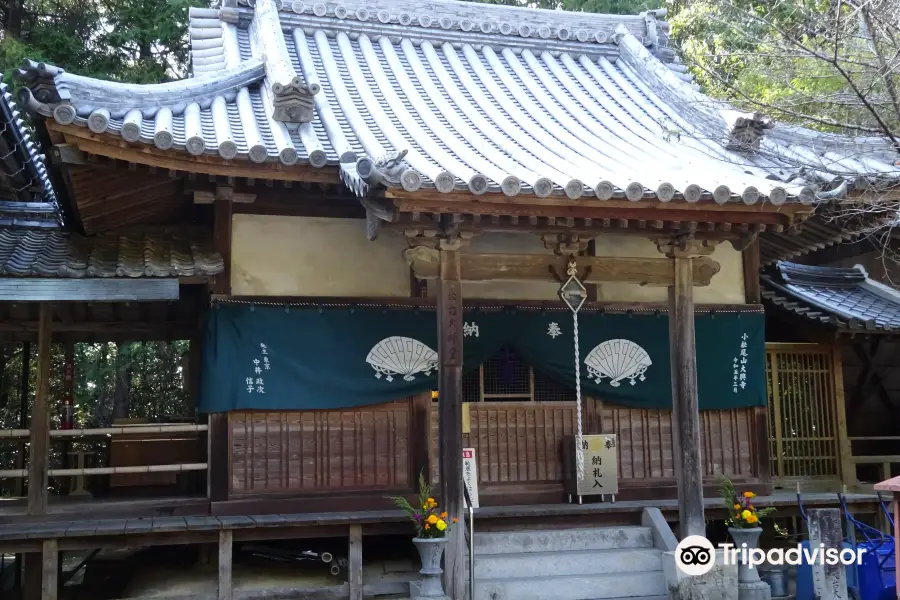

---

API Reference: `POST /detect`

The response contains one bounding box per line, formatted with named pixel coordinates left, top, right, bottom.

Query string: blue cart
left=795, top=491, right=895, bottom=600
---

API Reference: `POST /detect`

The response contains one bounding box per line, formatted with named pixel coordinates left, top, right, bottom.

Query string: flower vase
left=729, top=527, right=763, bottom=583
left=412, top=537, right=449, bottom=599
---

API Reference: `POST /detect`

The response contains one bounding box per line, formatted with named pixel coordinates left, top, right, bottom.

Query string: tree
left=0, top=0, right=201, bottom=84
left=668, top=0, right=900, bottom=270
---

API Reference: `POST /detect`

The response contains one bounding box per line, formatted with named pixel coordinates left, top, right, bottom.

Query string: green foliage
left=467, top=0, right=652, bottom=15
left=1, top=0, right=204, bottom=85
left=669, top=0, right=900, bottom=137
left=0, top=341, right=193, bottom=495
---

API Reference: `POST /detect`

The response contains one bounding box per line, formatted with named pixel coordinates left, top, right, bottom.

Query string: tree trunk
left=5, top=0, right=25, bottom=40
left=113, top=343, right=133, bottom=421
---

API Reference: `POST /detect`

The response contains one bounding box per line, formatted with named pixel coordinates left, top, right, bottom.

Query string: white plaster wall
left=230, top=215, right=411, bottom=297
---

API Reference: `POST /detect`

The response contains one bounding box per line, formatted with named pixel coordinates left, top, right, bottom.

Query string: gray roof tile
left=0, top=81, right=60, bottom=227
left=0, top=230, right=224, bottom=278
left=761, top=261, right=900, bottom=332
left=13, top=0, right=899, bottom=203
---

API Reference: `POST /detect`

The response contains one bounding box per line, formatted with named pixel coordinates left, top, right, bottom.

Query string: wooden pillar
left=208, top=194, right=233, bottom=502
left=14, top=341, right=31, bottom=498
left=833, top=344, right=854, bottom=489
left=41, top=540, right=58, bottom=600
left=437, top=238, right=465, bottom=599
left=218, top=530, right=233, bottom=600
left=213, top=195, right=233, bottom=296
left=348, top=525, right=363, bottom=600
left=667, top=252, right=705, bottom=538
left=742, top=239, right=761, bottom=304
left=411, top=391, right=432, bottom=484
left=28, top=304, right=53, bottom=515
left=207, top=413, right=229, bottom=502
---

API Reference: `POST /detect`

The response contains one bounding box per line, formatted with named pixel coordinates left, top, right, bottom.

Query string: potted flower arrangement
left=720, top=476, right=776, bottom=583
left=389, top=474, right=458, bottom=597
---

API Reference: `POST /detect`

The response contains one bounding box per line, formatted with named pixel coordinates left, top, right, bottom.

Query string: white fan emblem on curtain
left=366, top=336, right=438, bottom=382
left=584, top=339, right=652, bottom=387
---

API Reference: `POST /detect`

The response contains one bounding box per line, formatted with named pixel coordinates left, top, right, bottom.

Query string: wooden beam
left=348, top=525, right=363, bottom=600
left=41, top=539, right=58, bottom=600
left=742, top=239, right=761, bottom=303
left=406, top=247, right=721, bottom=287
left=214, top=197, right=233, bottom=296
left=668, top=256, right=705, bottom=538
left=27, top=304, right=52, bottom=516
left=218, top=530, right=233, bottom=600
left=436, top=239, right=465, bottom=600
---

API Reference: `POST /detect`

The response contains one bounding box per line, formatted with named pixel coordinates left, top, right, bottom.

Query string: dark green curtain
left=199, top=305, right=766, bottom=413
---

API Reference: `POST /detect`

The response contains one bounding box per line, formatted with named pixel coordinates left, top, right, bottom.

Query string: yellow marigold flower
left=742, top=510, right=752, bottom=521
left=733, top=504, right=741, bottom=510
left=748, top=514, right=759, bottom=524
left=441, top=512, right=448, bottom=519
left=436, top=519, right=447, bottom=531
left=743, top=491, right=756, bottom=499
left=452, top=517, right=459, bottom=523
left=427, top=514, right=439, bottom=524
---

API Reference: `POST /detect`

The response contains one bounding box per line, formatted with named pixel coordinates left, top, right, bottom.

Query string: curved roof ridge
left=16, top=58, right=266, bottom=124
left=225, top=0, right=671, bottom=55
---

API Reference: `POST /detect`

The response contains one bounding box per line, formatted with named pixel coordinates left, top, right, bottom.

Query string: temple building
left=1, top=0, right=899, bottom=598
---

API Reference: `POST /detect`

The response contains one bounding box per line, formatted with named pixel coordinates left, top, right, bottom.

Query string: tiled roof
left=15, top=0, right=897, bottom=204
left=0, top=229, right=224, bottom=278
left=0, top=81, right=60, bottom=228
left=761, top=261, right=900, bottom=332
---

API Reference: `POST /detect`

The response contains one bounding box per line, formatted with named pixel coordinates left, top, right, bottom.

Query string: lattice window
left=454, top=347, right=573, bottom=403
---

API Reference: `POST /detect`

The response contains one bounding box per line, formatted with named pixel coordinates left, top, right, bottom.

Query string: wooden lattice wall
left=765, top=343, right=846, bottom=488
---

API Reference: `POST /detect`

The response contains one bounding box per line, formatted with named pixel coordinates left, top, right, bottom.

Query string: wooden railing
left=0, top=424, right=209, bottom=480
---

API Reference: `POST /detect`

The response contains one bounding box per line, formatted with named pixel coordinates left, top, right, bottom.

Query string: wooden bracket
left=194, top=186, right=256, bottom=205
left=52, top=143, right=87, bottom=165
left=654, top=235, right=721, bottom=258
left=540, top=233, right=592, bottom=255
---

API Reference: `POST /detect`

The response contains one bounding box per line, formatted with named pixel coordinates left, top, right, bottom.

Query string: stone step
left=473, top=547, right=663, bottom=579
left=473, top=526, right=653, bottom=555
left=473, top=571, right=668, bottom=600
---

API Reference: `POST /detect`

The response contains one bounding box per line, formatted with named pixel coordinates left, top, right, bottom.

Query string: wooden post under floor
left=41, top=540, right=58, bottom=600
left=28, top=303, right=53, bottom=515
left=218, top=530, right=233, bottom=600
left=437, top=238, right=465, bottom=599
left=668, top=254, right=705, bottom=538
left=348, top=525, right=363, bottom=600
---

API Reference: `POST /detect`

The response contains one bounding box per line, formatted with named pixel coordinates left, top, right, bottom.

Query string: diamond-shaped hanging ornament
left=559, top=257, right=587, bottom=314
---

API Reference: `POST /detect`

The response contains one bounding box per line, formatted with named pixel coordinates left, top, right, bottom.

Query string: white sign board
left=462, top=448, right=479, bottom=508
left=576, top=434, right=618, bottom=497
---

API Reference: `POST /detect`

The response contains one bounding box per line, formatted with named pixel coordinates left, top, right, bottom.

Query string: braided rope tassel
left=574, top=309, right=584, bottom=481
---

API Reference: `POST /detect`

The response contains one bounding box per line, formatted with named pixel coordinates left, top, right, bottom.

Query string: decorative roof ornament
left=724, top=111, right=774, bottom=152
left=250, top=0, right=320, bottom=126
left=355, top=150, right=423, bottom=193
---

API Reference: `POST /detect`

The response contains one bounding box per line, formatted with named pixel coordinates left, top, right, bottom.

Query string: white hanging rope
left=573, top=308, right=584, bottom=481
